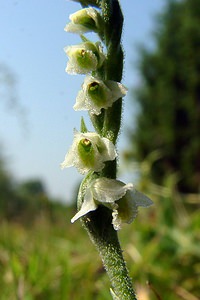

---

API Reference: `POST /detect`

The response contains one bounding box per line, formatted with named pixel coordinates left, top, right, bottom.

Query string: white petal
left=91, top=178, right=133, bottom=203
left=101, top=138, right=117, bottom=161
left=132, top=190, right=153, bottom=207
left=65, top=23, right=90, bottom=33
left=86, top=7, right=99, bottom=21
left=60, top=130, right=80, bottom=169
left=112, top=209, right=123, bottom=230
left=111, top=191, right=137, bottom=230
left=112, top=189, right=153, bottom=230
left=106, top=81, right=128, bottom=100
left=60, top=145, right=75, bottom=169
left=71, top=188, right=97, bottom=223
left=73, top=90, right=86, bottom=111
left=89, top=105, right=102, bottom=115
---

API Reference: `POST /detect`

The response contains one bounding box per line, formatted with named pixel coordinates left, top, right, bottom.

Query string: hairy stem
left=82, top=207, right=137, bottom=300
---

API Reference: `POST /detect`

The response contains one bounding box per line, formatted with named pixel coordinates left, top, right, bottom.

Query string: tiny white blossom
left=71, top=177, right=153, bottom=230
left=65, top=8, right=102, bottom=34
left=61, top=131, right=117, bottom=174
left=65, top=41, right=105, bottom=74
left=73, top=76, right=128, bottom=115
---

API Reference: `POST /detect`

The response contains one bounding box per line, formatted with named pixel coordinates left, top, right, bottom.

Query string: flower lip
left=81, top=138, right=91, bottom=147
left=89, top=81, right=99, bottom=90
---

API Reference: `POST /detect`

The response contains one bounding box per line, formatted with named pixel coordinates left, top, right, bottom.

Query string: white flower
left=73, top=76, right=128, bottom=115
left=65, top=8, right=102, bottom=34
left=65, top=41, right=105, bottom=74
left=71, top=177, right=153, bottom=230
left=61, top=131, right=117, bottom=174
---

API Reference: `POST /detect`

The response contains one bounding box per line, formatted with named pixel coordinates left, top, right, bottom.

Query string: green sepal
left=80, top=35, right=89, bottom=43
left=80, top=117, right=88, bottom=133
left=89, top=111, right=105, bottom=135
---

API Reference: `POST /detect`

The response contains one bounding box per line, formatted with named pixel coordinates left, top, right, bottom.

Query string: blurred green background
left=0, top=0, right=200, bottom=299
left=0, top=156, right=199, bottom=300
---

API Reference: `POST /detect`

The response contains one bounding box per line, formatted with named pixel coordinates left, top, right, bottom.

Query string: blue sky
left=0, top=0, right=165, bottom=202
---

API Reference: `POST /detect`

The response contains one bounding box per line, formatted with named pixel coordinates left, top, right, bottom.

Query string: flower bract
left=65, top=41, right=105, bottom=74
left=65, top=8, right=102, bottom=34
left=61, top=131, right=117, bottom=174
left=71, top=177, right=153, bottom=230
left=73, top=75, right=128, bottom=115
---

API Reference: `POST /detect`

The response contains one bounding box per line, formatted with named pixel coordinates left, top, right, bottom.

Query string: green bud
left=65, top=8, right=103, bottom=34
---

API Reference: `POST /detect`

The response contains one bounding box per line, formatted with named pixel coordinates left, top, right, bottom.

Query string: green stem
left=101, top=0, right=124, bottom=143
left=81, top=206, right=137, bottom=300
left=79, top=173, right=137, bottom=299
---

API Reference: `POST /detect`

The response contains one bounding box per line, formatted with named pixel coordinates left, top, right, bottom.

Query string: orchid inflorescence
left=61, top=1, right=153, bottom=299
left=61, top=1, right=153, bottom=231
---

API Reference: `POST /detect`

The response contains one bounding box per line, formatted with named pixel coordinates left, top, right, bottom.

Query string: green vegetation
left=127, top=0, right=200, bottom=193
left=0, top=153, right=199, bottom=299
left=0, top=195, right=199, bottom=300
left=0, top=211, right=112, bottom=300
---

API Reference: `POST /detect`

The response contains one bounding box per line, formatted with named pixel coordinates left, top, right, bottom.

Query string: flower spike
left=63, top=1, right=152, bottom=298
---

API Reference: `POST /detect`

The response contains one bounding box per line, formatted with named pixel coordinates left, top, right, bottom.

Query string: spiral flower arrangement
left=61, top=1, right=153, bottom=299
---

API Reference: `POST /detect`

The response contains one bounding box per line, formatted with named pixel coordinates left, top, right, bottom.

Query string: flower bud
left=65, top=41, right=105, bottom=74
left=74, top=76, right=128, bottom=114
left=65, top=8, right=103, bottom=34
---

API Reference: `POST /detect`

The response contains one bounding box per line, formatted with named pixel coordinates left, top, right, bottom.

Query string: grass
left=0, top=191, right=199, bottom=300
